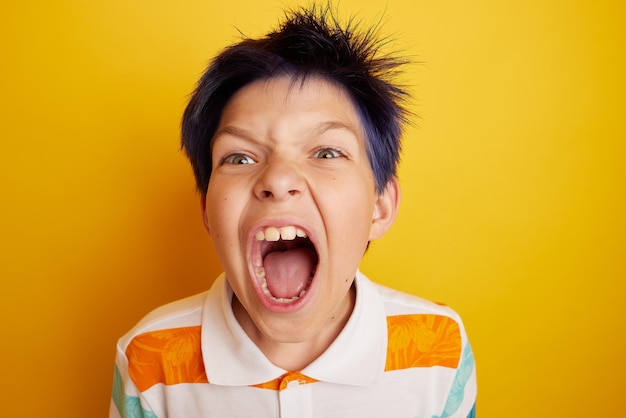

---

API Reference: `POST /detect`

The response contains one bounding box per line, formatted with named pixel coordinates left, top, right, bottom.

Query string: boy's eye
left=223, top=154, right=255, bottom=165
left=313, top=148, right=343, bottom=159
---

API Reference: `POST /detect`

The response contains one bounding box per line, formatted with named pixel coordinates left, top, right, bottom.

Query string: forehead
left=218, top=75, right=365, bottom=137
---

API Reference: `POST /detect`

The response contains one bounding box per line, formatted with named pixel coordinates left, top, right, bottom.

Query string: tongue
left=263, top=247, right=316, bottom=299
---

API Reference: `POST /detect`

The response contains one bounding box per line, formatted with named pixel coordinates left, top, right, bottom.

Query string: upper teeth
left=255, top=226, right=307, bottom=242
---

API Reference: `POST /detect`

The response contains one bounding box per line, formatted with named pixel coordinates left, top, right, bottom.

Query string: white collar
left=201, top=271, right=387, bottom=387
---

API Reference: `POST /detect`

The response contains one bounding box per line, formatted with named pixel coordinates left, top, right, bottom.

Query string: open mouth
left=252, top=226, right=319, bottom=305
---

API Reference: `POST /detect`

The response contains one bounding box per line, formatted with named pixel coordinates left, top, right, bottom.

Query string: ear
left=369, top=177, right=401, bottom=241
left=200, top=195, right=211, bottom=234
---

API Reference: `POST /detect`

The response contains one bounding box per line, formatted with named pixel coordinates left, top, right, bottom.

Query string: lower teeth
left=272, top=291, right=305, bottom=304
left=258, top=274, right=310, bottom=304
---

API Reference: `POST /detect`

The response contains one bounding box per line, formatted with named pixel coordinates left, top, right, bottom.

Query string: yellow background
left=1, top=0, right=624, bottom=416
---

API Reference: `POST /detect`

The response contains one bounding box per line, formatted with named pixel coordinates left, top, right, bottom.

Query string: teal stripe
left=112, top=365, right=125, bottom=415
left=125, top=396, right=158, bottom=418
left=112, top=364, right=158, bottom=418
left=433, top=342, right=476, bottom=418
left=467, top=403, right=476, bottom=418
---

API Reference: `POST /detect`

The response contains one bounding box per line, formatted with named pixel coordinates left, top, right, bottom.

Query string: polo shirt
left=110, top=272, right=476, bottom=417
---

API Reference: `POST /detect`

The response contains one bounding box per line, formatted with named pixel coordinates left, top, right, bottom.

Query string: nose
left=253, top=155, right=305, bottom=201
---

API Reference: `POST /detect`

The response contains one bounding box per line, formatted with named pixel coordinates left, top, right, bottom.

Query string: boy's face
left=203, top=75, right=399, bottom=353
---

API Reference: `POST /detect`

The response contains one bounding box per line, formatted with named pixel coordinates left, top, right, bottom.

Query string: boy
left=111, top=4, right=476, bottom=417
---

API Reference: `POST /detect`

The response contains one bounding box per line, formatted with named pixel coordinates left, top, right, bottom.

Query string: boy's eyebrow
left=214, top=121, right=360, bottom=142
left=213, top=125, right=257, bottom=142
left=312, top=121, right=360, bottom=138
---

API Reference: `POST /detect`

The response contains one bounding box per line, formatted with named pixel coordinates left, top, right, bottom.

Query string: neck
left=232, top=286, right=356, bottom=371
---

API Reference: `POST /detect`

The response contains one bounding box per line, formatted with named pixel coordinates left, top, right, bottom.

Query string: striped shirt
left=111, top=272, right=476, bottom=417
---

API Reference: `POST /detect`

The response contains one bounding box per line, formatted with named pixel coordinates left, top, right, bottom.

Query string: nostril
left=258, top=189, right=300, bottom=199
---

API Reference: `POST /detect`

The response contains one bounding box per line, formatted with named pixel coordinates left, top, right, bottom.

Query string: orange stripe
left=252, top=371, right=318, bottom=390
left=126, top=326, right=208, bottom=392
left=385, top=314, right=462, bottom=371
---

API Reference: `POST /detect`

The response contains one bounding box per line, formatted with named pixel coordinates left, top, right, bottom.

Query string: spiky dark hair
left=181, top=3, right=410, bottom=195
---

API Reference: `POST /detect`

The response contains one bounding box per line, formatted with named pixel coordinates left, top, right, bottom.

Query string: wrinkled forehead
left=220, top=72, right=369, bottom=139
left=214, top=75, right=368, bottom=151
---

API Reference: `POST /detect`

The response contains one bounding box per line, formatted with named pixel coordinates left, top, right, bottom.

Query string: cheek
left=342, top=176, right=377, bottom=217
left=326, top=180, right=375, bottom=246
left=205, top=186, right=235, bottom=239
